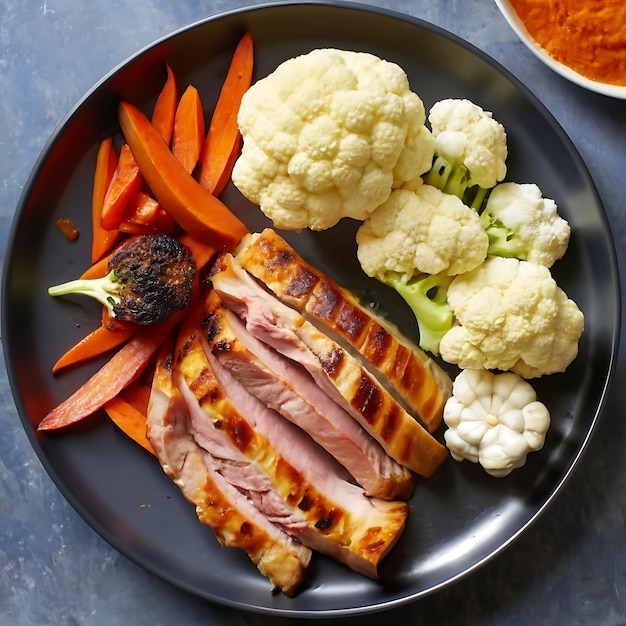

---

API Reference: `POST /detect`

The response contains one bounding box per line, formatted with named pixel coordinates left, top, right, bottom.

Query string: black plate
left=2, top=1, right=620, bottom=617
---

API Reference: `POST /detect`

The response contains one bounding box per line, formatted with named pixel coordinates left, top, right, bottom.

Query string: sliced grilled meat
left=234, top=229, right=452, bottom=432
left=146, top=337, right=311, bottom=597
left=203, top=290, right=413, bottom=500
left=211, top=256, right=449, bottom=478
left=177, top=295, right=408, bottom=579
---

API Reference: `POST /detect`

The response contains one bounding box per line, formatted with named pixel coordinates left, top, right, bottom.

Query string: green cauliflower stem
left=49, top=269, right=128, bottom=318
left=423, top=154, right=491, bottom=211
left=480, top=209, right=528, bottom=260
left=382, top=271, right=454, bottom=356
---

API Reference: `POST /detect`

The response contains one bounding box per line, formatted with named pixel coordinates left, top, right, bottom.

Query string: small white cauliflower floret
left=356, top=184, right=488, bottom=279
left=482, top=182, right=571, bottom=268
left=428, top=98, right=508, bottom=189
left=232, top=48, right=435, bottom=231
left=439, top=257, right=584, bottom=378
left=443, top=369, right=550, bottom=477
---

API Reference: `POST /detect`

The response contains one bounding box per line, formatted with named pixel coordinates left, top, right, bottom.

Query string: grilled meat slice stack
left=146, top=229, right=452, bottom=596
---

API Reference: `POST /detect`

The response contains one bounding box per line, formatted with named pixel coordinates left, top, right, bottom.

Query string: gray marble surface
left=1, top=0, right=625, bottom=624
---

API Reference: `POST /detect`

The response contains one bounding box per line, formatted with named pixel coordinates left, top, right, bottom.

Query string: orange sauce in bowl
left=509, top=0, right=626, bottom=86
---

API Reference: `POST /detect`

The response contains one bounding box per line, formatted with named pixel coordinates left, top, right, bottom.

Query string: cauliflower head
left=356, top=184, right=488, bottom=279
left=428, top=98, right=507, bottom=189
left=483, top=182, right=571, bottom=268
left=232, top=48, right=435, bottom=231
left=443, top=369, right=550, bottom=477
left=439, top=257, right=584, bottom=377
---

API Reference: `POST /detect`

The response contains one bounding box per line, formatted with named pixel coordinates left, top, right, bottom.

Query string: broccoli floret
left=382, top=271, right=454, bottom=356
left=423, top=154, right=491, bottom=211
left=49, top=234, right=196, bottom=325
left=479, top=210, right=528, bottom=260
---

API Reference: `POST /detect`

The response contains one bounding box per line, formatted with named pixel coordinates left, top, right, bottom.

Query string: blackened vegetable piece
left=49, top=234, right=196, bottom=325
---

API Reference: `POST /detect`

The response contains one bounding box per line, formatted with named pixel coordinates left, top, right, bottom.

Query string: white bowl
left=495, top=0, right=626, bottom=99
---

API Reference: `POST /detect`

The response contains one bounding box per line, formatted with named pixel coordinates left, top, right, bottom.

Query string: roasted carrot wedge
left=176, top=232, right=216, bottom=272
left=38, top=318, right=177, bottom=431
left=91, top=138, right=121, bottom=262
left=118, top=101, right=249, bottom=249
left=172, top=85, right=205, bottom=174
left=104, top=396, right=155, bottom=455
left=101, top=143, right=143, bottom=231
left=212, top=133, right=242, bottom=197
left=151, top=64, right=178, bottom=145
left=119, top=190, right=177, bottom=235
left=118, top=380, right=152, bottom=415
left=197, top=33, right=254, bottom=193
left=52, top=324, right=135, bottom=374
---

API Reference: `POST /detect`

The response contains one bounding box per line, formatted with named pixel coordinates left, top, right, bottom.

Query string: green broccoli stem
left=382, top=271, right=454, bottom=356
left=480, top=210, right=528, bottom=260
left=423, top=154, right=490, bottom=211
left=48, top=269, right=122, bottom=316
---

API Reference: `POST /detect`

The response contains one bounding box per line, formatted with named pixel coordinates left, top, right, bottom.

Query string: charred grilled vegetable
left=49, top=234, right=196, bottom=325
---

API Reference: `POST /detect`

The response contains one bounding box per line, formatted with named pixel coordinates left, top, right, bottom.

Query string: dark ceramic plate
left=2, top=1, right=619, bottom=618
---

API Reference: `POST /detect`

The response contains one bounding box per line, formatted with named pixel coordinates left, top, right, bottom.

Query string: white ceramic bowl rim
left=495, top=0, right=626, bottom=99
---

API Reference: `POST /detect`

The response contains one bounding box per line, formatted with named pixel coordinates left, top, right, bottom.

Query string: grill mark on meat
left=211, top=256, right=448, bottom=478
left=235, top=229, right=452, bottom=432
left=145, top=335, right=310, bottom=596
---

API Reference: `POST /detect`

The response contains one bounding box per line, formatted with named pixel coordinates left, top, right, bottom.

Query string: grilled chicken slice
left=211, top=256, right=449, bottom=478
left=177, top=295, right=408, bottom=579
left=203, top=291, right=413, bottom=500
left=146, top=337, right=311, bottom=596
left=235, top=228, right=452, bottom=432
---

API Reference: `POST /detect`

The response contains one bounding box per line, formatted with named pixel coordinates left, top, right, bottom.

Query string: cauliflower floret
left=443, top=369, right=550, bottom=477
left=232, top=48, right=435, bottom=231
left=356, top=185, right=488, bottom=279
left=439, top=257, right=584, bottom=377
left=481, top=182, right=571, bottom=268
left=428, top=98, right=507, bottom=189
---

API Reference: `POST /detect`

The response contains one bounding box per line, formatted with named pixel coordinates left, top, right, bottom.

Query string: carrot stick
left=118, top=380, right=152, bottom=415
left=172, top=85, right=205, bottom=174
left=151, top=64, right=178, bottom=145
left=104, top=396, right=155, bottom=455
left=91, top=138, right=121, bottom=262
left=212, top=133, right=242, bottom=197
left=176, top=232, right=217, bottom=271
left=119, top=190, right=177, bottom=235
left=38, top=318, right=177, bottom=431
left=52, top=324, right=135, bottom=374
left=118, top=101, right=249, bottom=249
left=197, top=33, right=254, bottom=193
left=101, top=143, right=143, bottom=231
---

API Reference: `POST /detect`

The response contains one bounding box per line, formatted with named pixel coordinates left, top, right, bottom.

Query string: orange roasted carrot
left=197, top=32, right=253, bottom=193
left=38, top=317, right=177, bottom=431
left=118, top=380, right=152, bottom=415
left=91, top=137, right=121, bottom=262
left=118, top=101, right=249, bottom=249
left=101, top=143, right=143, bottom=231
left=172, top=85, right=205, bottom=174
left=52, top=324, right=135, bottom=374
left=104, top=396, right=155, bottom=455
left=151, top=64, right=178, bottom=145
left=212, top=133, right=242, bottom=197
left=176, top=232, right=216, bottom=272
left=119, top=190, right=177, bottom=235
